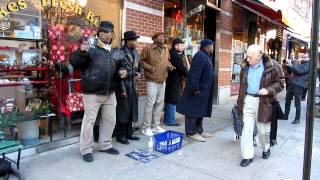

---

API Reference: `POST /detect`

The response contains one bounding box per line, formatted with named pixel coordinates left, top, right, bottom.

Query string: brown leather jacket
left=141, top=43, right=169, bottom=83
left=237, top=54, right=285, bottom=123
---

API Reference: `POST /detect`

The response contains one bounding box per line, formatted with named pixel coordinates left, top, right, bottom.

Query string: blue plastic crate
left=153, top=130, right=183, bottom=154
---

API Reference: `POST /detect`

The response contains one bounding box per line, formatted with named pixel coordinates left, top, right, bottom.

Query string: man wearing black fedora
left=113, top=31, right=144, bottom=144
left=70, top=21, right=127, bottom=162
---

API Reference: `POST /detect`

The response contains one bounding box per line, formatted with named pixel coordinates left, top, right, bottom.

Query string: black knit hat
left=172, top=38, right=183, bottom=47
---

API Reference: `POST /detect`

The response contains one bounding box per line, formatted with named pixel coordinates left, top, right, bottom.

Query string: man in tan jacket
left=141, top=32, right=174, bottom=136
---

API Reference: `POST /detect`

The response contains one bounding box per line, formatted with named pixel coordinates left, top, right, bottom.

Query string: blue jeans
left=164, top=103, right=176, bottom=125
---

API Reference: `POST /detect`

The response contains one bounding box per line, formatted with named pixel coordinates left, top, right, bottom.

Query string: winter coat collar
left=151, top=43, right=166, bottom=50
left=240, top=53, right=274, bottom=73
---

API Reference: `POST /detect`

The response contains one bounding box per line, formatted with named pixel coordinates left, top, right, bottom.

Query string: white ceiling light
left=78, top=0, right=87, bottom=7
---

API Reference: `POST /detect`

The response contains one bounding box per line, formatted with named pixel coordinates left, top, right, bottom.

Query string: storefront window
left=0, top=0, right=120, bottom=149
left=164, top=0, right=206, bottom=58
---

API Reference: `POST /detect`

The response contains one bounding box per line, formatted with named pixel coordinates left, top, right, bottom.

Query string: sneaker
left=200, top=132, right=214, bottom=138
left=151, top=126, right=166, bottom=133
left=82, top=153, right=93, bottom=162
left=187, top=134, right=206, bottom=142
left=99, top=147, right=119, bottom=155
left=142, top=128, right=154, bottom=136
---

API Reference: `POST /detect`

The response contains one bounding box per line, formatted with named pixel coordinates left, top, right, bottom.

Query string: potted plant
left=16, top=99, right=53, bottom=146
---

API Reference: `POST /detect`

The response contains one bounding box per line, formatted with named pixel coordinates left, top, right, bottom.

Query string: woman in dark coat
left=177, top=39, right=215, bottom=142
left=114, top=31, right=144, bottom=144
left=164, top=38, right=188, bottom=126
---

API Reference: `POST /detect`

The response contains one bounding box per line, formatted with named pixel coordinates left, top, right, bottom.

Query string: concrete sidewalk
left=10, top=94, right=320, bottom=180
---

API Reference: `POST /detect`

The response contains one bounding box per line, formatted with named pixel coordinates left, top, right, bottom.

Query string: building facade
left=123, top=0, right=233, bottom=104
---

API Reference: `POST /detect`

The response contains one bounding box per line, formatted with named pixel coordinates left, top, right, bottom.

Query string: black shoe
left=127, top=135, right=140, bottom=141
left=270, top=139, right=277, bottom=147
left=262, top=149, right=271, bottom=159
left=83, top=153, right=93, bottom=162
left=283, top=115, right=288, bottom=120
left=291, top=119, right=300, bottom=124
left=99, top=147, right=120, bottom=155
left=116, top=137, right=129, bottom=145
left=133, top=127, right=140, bottom=132
left=240, top=159, right=253, bottom=167
left=165, top=122, right=181, bottom=126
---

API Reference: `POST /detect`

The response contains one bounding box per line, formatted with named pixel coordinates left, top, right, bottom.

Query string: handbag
left=232, top=104, right=243, bottom=136
left=231, top=104, right=257, bottom=137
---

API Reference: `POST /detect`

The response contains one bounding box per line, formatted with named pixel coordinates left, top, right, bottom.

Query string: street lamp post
left=302, top=0, right=319, bottom=179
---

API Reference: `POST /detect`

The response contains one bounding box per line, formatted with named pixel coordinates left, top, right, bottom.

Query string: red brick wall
left=221, top=14, right=233, bottom=32
left=126, top=9, right=163, bottom=37
left=221, top=0, right=233, bottom=13
left=219, top=52, right=232, bottom=68
left=125, top=0, right=164, bottom=96
left=220, top=34, right=232, bottom=49
left=127, top=0, right=163, bottom=11
left=218, top=0, right=233, bottom=87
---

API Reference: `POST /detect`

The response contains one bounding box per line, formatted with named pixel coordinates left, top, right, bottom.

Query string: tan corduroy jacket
left=141, top=43, right=169, bottom=83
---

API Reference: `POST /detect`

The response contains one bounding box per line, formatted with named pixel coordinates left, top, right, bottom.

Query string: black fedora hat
left=122, top=31, right=140, bottom=41
left=99, top=21, right=114, bottom=32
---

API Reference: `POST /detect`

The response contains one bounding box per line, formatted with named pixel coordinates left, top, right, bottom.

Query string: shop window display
left=164, top=0, right=205, bottom=60
left=0, top=0, right=100, bottom=149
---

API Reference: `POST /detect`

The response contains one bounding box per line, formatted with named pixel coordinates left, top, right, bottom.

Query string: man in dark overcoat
left=114, top=31, right=144, bottom=144
left=177, top=39, right=215, bottom=142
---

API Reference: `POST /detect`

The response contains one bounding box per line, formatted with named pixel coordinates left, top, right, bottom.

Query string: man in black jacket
left=70, top=21, right=127, bottom=162
left=114, top=31, right=144, bottom=144
left=283, top=56, right=309, bottom=124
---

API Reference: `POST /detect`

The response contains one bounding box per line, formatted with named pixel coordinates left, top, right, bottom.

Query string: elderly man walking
left=237, top=45, right=284, bottom=167
left=177, top=39, right=215, bottom=142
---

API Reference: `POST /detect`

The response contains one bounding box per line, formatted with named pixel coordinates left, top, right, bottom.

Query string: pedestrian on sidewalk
left=164, top=38, right=188, bottom=127
left=70, top=21, right=127, bottom=162
left=283, top=54, right=309, bottom=124
left=114, top=31, right=144, bottom=145
left=177, top=39, right=215, bottom=142
left=237, top=45, right=284, bottom=167
left=141, top=32, right=175, bottom=136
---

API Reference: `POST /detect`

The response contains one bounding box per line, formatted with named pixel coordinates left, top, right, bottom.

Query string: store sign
left=0, top=0, right=100, bottom=27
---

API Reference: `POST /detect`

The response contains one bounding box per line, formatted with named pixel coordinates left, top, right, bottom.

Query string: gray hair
left=247, top=44, right=263, bottom=55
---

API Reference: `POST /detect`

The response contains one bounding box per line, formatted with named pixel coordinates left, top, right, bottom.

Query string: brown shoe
left=188, top=134, right=206, bottom=142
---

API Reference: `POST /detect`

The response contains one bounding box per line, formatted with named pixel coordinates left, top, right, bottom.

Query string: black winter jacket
left=165, top=49, right=188, bottom=104
left=287, top=61, right=309, bottom=88
left=70, top=47, right=125, bottom=95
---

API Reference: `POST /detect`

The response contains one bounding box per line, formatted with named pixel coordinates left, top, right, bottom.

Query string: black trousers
left=285, top=84, right=304, bottom=120
left=185, top=116, right=203, bottom=135
left=302, top=88, right=308, bottom=100
left=114, top=121, right=133, bottom=139
left=270, top=118, right=277, bottom=145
